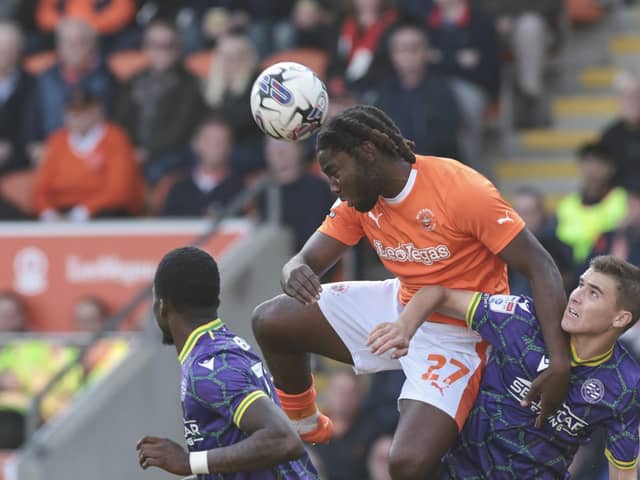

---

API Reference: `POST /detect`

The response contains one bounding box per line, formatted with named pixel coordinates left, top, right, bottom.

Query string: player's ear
left=612, top=310, right=632, bottom=330
left=158, top=298, right=168, bottom=318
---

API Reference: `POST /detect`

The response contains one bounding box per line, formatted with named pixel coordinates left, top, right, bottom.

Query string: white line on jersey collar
left=384, top=169, right=417, bottom=204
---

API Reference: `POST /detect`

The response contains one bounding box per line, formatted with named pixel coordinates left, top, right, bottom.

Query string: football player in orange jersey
left=252, top=105, right=570, bottom=479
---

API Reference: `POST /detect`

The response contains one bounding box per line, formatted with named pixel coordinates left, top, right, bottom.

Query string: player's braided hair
left=316, top=105, right=416, bottom=164
left=154, top=247, right=220, bottom=312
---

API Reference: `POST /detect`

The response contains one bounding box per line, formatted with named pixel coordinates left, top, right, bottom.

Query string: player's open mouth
left=568, top=307, right=579, bottom=318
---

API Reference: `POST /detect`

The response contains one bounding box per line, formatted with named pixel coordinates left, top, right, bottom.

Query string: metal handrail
left=24, top=174, right=278, bottom=441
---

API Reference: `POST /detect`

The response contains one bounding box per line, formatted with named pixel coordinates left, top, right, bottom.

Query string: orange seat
left=107, top=50, right=150, bottom=82
left=185, top=50, right=216, bottom=80
left=23, top=50, right=56, bottom=75
left=261, top=48, right=330, bottom=80
left=0, top=170, right=37, bottom=215
left=564, top=0, right=604, bottom=23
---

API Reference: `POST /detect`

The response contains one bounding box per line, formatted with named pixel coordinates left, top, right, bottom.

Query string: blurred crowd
left=0, top=1, right=638, bottom=478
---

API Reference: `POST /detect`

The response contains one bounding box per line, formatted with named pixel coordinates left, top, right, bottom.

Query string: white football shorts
left=317, top=278, right=488, bottom=429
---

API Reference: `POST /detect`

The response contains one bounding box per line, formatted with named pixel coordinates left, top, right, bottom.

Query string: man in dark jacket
left=425, top=0, right=501, bottom=176
left=600, top=70, right=640, bottom=189
left=0, top=21, right=37, bottom=176
left=162, top=116, right=244, bottom=218
left=116, top=19, right=205, bottom=184
left=375, top=19, right=460, bottom=159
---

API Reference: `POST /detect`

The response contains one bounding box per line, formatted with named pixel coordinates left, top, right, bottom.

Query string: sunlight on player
left=368, top=255, right=640, bottom=480
left=252, top=105, right=571, bottom=479
left=137, top=247, right=318, bottom=479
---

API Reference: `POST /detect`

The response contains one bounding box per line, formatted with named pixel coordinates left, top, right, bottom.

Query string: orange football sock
left=276, top=376, right=334, bottom=443
left=276, top=376, right=319, bottom=420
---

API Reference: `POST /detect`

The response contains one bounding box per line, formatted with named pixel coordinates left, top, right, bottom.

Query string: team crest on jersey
left=330, top=283, right=349, bottom=294
left=416, top=209, right=436, bottom=231
left=581, top=378, right=605, bottom=404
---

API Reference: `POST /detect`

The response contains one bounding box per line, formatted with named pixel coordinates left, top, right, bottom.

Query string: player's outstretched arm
left=609, top=463, right=638, bottom=480
left=281, top=231, right=349, bottom=305
left=498, top=228, right=570, bottom=426
left=367, top=286, right=475, bottom=358
left=137, top=396, right=305, bottom=476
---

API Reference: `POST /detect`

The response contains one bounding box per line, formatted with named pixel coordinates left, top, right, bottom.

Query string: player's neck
left=172, top=312, right=219, bottom=355
left=380, top=160, right=412, bottom=198
left=569, top=334, right=616, bottom=365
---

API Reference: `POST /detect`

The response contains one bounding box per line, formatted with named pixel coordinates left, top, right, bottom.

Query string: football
left=250, top=61, right=329, bottom=142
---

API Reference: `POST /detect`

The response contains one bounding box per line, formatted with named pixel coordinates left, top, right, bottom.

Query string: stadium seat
left=23, top=50, right=56, bottom=75
left=565, top=0, right=604, bottom=23
left=0, top=170, right=37, bottom=215
left=261, top=48, right=330, bottom=80
left=185, top=50, right=216, bottom=80
left=107, top=50, right=150, bottom=82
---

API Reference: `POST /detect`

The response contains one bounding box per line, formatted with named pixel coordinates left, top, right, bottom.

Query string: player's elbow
left=272, top=427, right=305, bottom=461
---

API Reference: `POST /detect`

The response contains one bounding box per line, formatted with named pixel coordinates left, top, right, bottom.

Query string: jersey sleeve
left=317, top=199, right=364, bottom=246
left=189, top=351, right=271, bottom=428
left=603, top=387, right=640, bottom=471
left=449, top=170, right=525, bottom=254
left=466, top=292, right=538, bottom=352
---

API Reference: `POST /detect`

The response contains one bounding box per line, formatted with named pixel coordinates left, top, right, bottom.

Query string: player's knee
left=388, top=444, right=439, bottom=480
left=251, top=297, right=283, bottom=341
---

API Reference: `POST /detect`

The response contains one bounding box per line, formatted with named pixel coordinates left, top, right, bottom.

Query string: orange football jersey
left=318, top=155, right=525, bottom=326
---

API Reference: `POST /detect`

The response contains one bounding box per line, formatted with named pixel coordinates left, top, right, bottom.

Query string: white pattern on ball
left=250, top=61, right=329, bottom=142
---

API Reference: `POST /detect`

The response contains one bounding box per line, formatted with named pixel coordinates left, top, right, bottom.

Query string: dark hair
left=154, top=247, right=220, bottom=312
left=590, top=255, right=640, bottom=330
left=316, top=105, right=416, bottom=164
left=577, top=142, right=613, bottom=163
left=196, top=111, right=233, bottom=137
left=387, top=16, right=429, bottom=45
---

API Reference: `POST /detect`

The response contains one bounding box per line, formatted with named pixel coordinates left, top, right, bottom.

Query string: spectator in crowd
left=0, top=21, right=37, bottom=176
left=374, top=19, right=460, bottom=158
left=243, top=1, right=297, bottom=59
left=478, top=0, right=562, bottom=128
left=0, top=295, right=78, bottom=448
left=36, top=18, right=116, bottom=138
left=203, top=31, right=264, bottom=175
left=425, top=0, right=501, bottom=175
left=116, top=19, right=205, bottom=184
left=162, top=116, right=244, bottom=218
left=586, top=181, right=640, bottom=359
left=556, top=142, right=628, bottom=265
left=34, top=89, right=144, bottom=221
left=291, top=0, right=338, bottom=52
left=313, top=369, right=377, bottom=480
left=600, top=70, right=640, bottom=189
left=71, top=295, right=129, bottom=388
left=509, top=186, right=576, bottom=295
left=136, top=1, right=251, bottom=53
left=328, top=0, right=398, bottom=95
left=73, top=296, right=109, bottom=333
left=0, top=291, right=27, bottom=333
left=35, top=0, right=137, bottom=52
left=586, top=180, right=640, bottom=270
left=359, top=370, right=404, bottom=435
left=367, top=434, right=394, bottom=480
left=259, top=137, right=333, bottom=252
